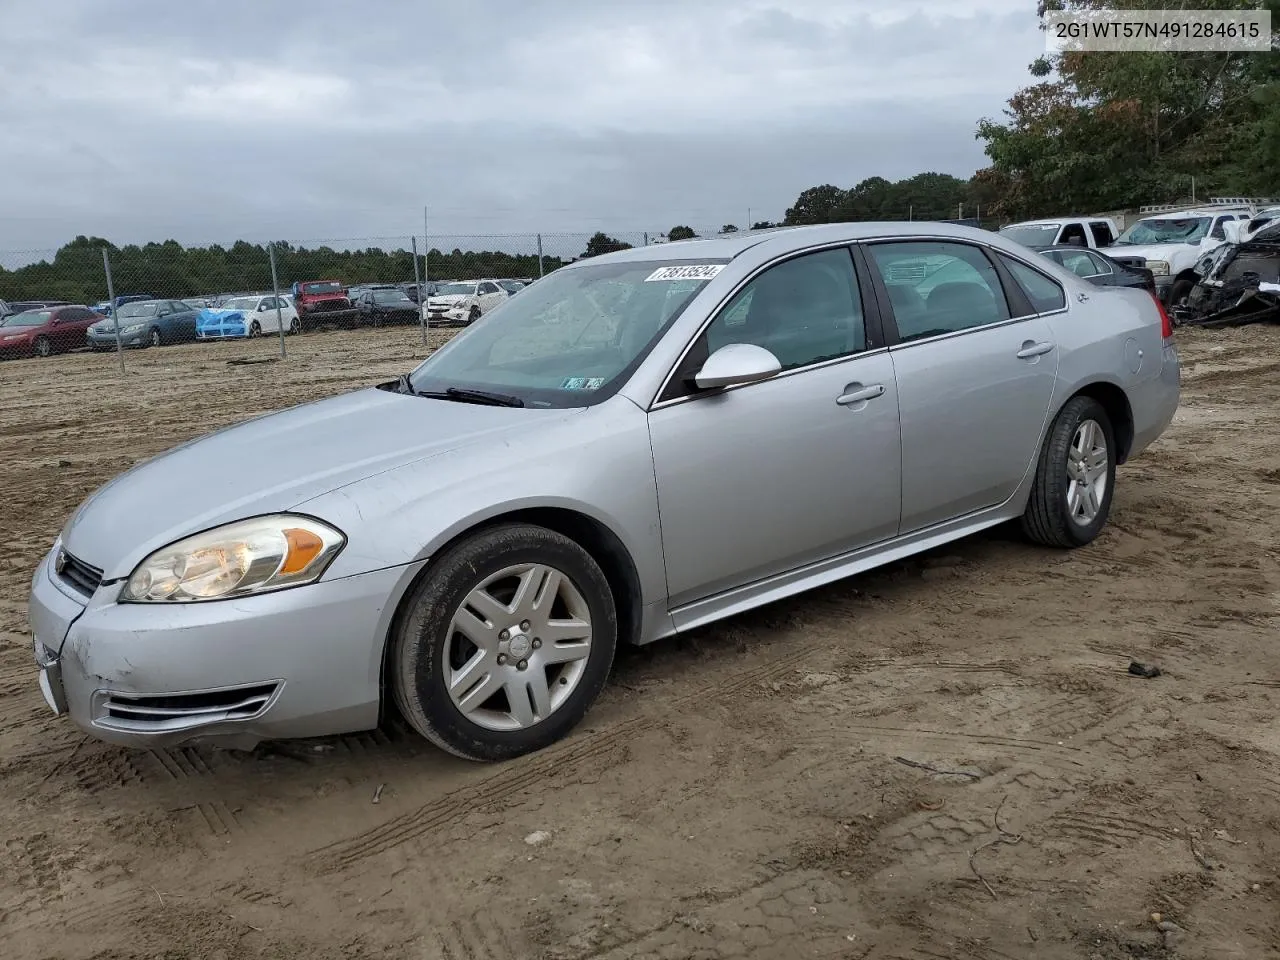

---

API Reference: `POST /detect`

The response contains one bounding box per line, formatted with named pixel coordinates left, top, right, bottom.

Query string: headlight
left=1145, top=260, right=1170, bottom=276
left=122, top=322, right=147, bottom=334
left=121, top=515, right=345, bottom=603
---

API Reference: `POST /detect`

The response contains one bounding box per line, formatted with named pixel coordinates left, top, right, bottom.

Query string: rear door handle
left=1016, top=340, right=1055, bottom=359
left=836, top=383, right=885, bottom=406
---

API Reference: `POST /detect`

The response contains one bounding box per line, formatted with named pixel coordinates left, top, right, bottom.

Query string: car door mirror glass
left=693, top=343, right=782, bottom=390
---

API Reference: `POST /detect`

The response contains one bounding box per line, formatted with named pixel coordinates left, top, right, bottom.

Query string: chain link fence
left=0, top=219, right=1002, bottom=372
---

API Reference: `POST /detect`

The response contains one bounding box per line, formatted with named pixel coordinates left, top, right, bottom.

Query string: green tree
left=667, top=225, right=697, bottom=241
left=581, top=232, right=633, bottom=258
left=720, top=224, right=739, bottom=233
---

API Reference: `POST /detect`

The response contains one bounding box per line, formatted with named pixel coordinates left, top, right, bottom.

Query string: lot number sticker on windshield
left=644, top=265, right=725, bottom=282
left=560, top=377, right=606, bottom=391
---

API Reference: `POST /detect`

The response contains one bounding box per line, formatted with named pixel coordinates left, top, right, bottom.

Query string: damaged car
left=1175, top=221, right=1280, bottom=327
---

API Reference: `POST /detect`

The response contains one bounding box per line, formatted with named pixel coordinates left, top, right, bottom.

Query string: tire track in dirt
left=310, top=644, right=822, bottom=870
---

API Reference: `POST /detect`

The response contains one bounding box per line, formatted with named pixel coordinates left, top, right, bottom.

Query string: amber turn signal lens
left=280, top=527, right=326, bottom=575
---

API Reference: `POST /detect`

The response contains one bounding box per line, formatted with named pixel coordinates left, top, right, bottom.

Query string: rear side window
left=867, top=241, right=1009, bottom=342
left=1090, top=222, right=1116, bottom=246
left=999, top=255, right=1067, bottom=313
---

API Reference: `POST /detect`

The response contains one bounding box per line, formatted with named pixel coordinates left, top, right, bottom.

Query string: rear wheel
left=1022, top=396, right=1116, bottom=548
left=34, top=336, right=52, bottom=358
left=148, top=328, right=162, bottom=348
left=392, top=523, right=617, bottom=761
left=248, top=321, right=262, bottom=338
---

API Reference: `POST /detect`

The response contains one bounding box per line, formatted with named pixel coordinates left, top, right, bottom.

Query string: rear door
left=864, top=239, right=1060, bottom=534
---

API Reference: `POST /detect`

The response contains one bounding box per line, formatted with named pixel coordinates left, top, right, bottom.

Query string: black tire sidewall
left=249, top=321, right=261, bottom=337
left=1044, top=397, right=1116, bottom=545
left=1169, top=276, right=1195, bottom=306
left=395, top=525, right=617, bottom=761
left=468, top=306, right=480, bottom=323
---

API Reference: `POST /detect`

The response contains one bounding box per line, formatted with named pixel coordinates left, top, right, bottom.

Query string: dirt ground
left=1, top=325, right=1278, bottom=960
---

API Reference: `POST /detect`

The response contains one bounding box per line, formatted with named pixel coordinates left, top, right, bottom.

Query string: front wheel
left=1168, top=275, right=1196, bottom=308
left=148, top=328, right=162, bottom=348
left=467, top=305, right=481, bottom=324
left=288, top=318, right=299, bottom=335
left=392, top=523, right=617, bottom=761
left=1021, top=396, right=1116, bottom=548
left=34, top=335, right=52, bottom=358
left=248, top=321, right=262, bottom=338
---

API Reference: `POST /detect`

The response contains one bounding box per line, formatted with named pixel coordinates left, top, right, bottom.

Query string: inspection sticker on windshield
left=645, top=264, right=724, bottom=282
left=560, top=377, right=606, bottom=391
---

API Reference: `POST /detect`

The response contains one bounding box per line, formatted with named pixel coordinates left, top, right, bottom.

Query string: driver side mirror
left=693, top=343, right=782, bottom=390
left=259, top=303, right=269, bottom=311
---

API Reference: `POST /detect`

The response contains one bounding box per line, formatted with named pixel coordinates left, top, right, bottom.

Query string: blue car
left=196, top=295, right=298, bottom=340
left=85, top=299, right=201, bottom=350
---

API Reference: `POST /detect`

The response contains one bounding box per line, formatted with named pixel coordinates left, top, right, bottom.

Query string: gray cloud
left=0, top=0, right=1040, bottom=253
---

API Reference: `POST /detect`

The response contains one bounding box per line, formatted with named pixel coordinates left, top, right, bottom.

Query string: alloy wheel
left=1066, top=418, right=1109, bottom=526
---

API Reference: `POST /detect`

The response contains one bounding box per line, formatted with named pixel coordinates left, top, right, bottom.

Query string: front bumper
left=28, top=543, right=426, bottom=749
left=86, top=332, right=147, bottom=350
left=0, top=339, right=34, bottom=357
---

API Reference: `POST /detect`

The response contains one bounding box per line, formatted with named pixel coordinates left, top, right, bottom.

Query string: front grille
left=97, top=682, right=280, bottom=731
left=1109, top=256, right=1146, bottom=270
left=58, top=550, right=103, bottom=595
left=311, top=299, right=351, bottom=313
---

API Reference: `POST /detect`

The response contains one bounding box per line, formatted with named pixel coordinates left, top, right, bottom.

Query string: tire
left=148, top=328, right=162, bottom=348
left=392, top=523, right=617, bottom=762
left=468, top=306, right=481, bottom=324
left=288, top=318, right=299, bottom=335
left=34, top=336, right=52, bottom=358
left=248, top=321, right=262, bottom=338
left=1021, top=395, right=1116, bottom=548
left=1168, top=274, right=1196, bottom=307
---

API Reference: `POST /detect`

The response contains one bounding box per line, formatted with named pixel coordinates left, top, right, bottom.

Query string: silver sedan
left=29, top=223, right=1180, bottom=761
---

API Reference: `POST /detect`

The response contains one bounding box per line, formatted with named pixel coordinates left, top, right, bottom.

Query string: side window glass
left=1210, top=217, right=1227, bottom=240
left=997, top=254, right=1067, bottom=313
left=703, top=248, right=866, bottom=371
left=1060, top=223, right=1087, bottom=246
left=1090, top=222, right=1115, bottom=246
left=869, top=242, right=1010, bottom=341
left=1085, top=252, right=1111, bottom=275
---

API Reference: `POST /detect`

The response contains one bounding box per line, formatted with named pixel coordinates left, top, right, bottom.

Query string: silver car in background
left=29, top=223, right=1180, bottom=761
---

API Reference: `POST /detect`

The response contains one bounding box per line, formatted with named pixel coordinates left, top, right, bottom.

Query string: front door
left=647, top=246, right=903, bottom=609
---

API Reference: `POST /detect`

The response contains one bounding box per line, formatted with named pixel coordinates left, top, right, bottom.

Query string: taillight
left=1153, top=293, right=1174, bottom=339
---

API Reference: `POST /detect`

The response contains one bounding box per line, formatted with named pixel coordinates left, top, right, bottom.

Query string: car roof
left=579, top=221, right=1013, bottom=267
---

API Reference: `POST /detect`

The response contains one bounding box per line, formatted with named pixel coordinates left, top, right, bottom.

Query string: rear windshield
left=302, top=282, right=343, bottom=294
left=998, top=224, right=1061, bottom=246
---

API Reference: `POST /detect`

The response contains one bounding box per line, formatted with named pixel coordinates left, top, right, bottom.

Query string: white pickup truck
left=1107, top=207, right=1256, bottom=305
left=997, top=217, right=1121, bottom=251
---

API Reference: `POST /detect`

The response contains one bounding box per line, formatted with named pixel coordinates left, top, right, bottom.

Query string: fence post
left=422, top=207, right=431, bottom=346
left=536, top=233, right=545, bottom=277
left=102, top=248, right=125, bottom=375
left=268, top=243, right=286, bottom=359
left=643, top=232, right=649, bottom=246
left=412, top=235, right=428, bottom=346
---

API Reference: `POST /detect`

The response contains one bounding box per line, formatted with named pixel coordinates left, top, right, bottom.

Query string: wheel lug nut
left=499, top=629, right=509, bottom=641
left=532, top=638, right=541, bottom=649
left=497, top=654, right=507, bottom=665
left=520, top=620, right=530, bottom=631
left=517, top=659, right=528, bottom=671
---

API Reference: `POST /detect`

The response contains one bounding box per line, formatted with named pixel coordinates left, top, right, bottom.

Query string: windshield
left=998, top=224, right=1061, bottom=246
left=407, top=259, right=725, bottom=408
left=117, top=302, right=160, bottom=319
left=1116, top=217, right=1210, bottom=245
left=302, top=281, right=343, bottom=294
left=5, top=310, right=51, bottom=327
left=499, top=280, right=524, bottom=292
left=223, top=297, right=260, bottom=310
left=434, top=283, right=477, bottom=297
left=375, top=290, right=412, bottom=304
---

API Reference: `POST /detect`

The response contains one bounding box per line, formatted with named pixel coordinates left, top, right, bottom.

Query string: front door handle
left=836, top=383, right=885, bottom=406
left=1016, top=340, right=1055, bottom=359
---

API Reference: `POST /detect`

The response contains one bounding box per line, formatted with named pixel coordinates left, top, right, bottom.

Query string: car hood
left=428, top=295, right=472, bottom=306
left=61, top=387, right=571, bottom=580
left=1108, top=242, right=1202, bottom=262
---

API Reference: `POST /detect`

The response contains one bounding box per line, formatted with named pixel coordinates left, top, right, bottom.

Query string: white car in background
left=424, top=280, right=508, bottom=326
left=195, top=294, right=299, bottom=340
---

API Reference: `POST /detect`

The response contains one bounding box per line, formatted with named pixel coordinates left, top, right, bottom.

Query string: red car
left=291, top=279, right=358, bottom=331
left=0, top=305, right=105, bottom=358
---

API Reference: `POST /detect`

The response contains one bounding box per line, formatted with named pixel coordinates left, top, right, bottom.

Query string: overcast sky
left=0, top=0, right=1042, bottom=253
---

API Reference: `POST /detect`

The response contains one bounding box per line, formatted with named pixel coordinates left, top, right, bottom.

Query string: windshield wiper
left=417, top=387, right=525, bottom=407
